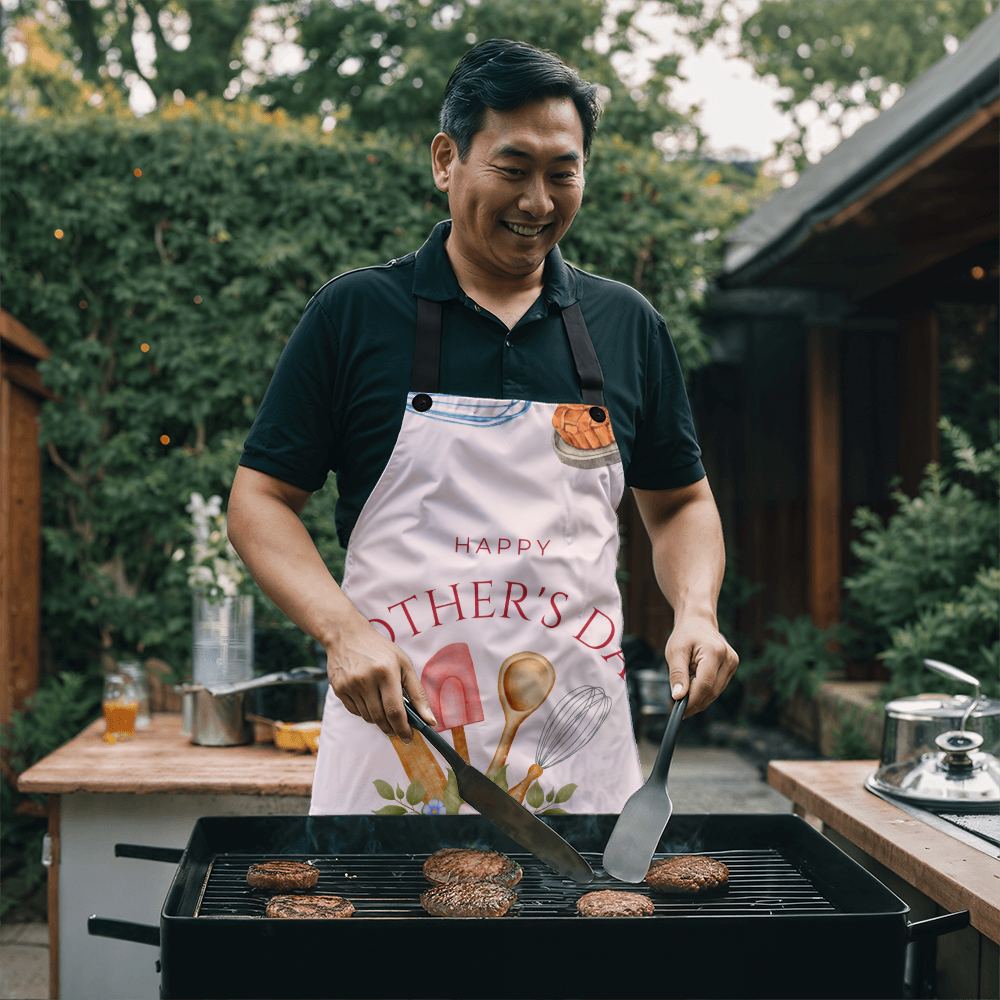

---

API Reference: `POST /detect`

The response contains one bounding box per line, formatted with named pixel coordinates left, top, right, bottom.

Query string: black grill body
left=152, top=813, right=909, bottom=999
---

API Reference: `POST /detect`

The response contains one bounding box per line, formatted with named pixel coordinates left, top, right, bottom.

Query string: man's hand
left=326, top=618, right=437, bottom=742
left=632, top=478, right=738, bottom=718
left=664, top=611, right=739, bottom=718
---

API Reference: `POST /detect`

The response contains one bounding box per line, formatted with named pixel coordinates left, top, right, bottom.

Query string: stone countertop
left=17, top=713, right=316, bottom=796
left=768, top=758, right=999, bottom=943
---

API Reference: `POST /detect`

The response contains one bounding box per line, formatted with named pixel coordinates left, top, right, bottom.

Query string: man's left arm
left=631, top=477, right=739, bottom=717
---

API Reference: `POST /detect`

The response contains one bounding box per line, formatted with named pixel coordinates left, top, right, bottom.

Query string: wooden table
left=19, top=713, right=316, bottom=1000
left=769, top=759, right=999, bottom=999
left=19, top=712, right=317, bottom=796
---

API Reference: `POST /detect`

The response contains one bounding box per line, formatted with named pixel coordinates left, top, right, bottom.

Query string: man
left=228, top=39, right=738, bottom=816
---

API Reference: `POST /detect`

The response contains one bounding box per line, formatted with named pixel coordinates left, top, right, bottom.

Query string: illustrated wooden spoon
left=486, top=651, right=555, bottom=777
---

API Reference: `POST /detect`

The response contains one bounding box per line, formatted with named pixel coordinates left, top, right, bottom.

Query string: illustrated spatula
left=603, top=691, right=689, bottom=883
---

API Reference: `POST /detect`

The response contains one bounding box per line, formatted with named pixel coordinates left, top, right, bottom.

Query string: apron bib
left=310, top=298, right=643, bottom=816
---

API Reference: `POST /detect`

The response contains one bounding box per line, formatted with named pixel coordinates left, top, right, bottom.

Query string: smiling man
left=228, top=39, right=738, bottom=817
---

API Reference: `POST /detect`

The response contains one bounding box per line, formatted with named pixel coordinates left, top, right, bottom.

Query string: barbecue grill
left=89, top=813, right=968, bottom=999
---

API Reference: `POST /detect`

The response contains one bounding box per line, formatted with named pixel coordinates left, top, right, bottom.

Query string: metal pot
left=868, top=659, right=1000, bottom=811
left=178, top=686, right=252, bottom=747
left=879, top=692, right=1000, bottom=766
left=176, top=667, right=326, bottom=747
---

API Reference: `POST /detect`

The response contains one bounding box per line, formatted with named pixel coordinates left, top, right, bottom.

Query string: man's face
left=431, top=98, right=585, bottom=283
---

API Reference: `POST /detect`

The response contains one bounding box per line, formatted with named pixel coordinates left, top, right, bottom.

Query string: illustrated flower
left=422, top=799, right=446, bottom=815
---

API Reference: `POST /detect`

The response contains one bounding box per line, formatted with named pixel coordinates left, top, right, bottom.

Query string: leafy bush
left=831, top=705, right=881, bottom=761
left=845, top=429, right=997, bottom=633
left=1, top=96, right=747, bottom=684
left=845, top=420, right=998, bottom=694
left=741, top=615, right=856, bottom=705
left=1, top=672, right=103, bottom=918
left=878, top=568, right=1000, bottom=699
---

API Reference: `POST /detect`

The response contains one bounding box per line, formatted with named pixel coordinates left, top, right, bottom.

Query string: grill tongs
left=403, top=699, right=595, bottom=883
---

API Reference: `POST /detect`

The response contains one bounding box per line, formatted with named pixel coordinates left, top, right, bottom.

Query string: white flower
left=185, top=494, right=248, bottom=596
left=172, top=548, right=186, bottom=562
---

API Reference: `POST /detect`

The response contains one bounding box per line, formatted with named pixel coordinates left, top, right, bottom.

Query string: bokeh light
left=971, top=266, right=985, bottom=280
left=140, top=343, right=150, bottom=353
left=54, top=229, right=64, bottom=239
left=193, top=295, right=203, bottom=304
left=133, top=168, right=142, bottom=177
left=160, top=434, right=170, bottom=445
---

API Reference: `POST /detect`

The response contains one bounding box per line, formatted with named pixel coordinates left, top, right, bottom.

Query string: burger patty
left=422, top=847, right=522, bottom=887
left=645, top=855, right=730, bottom=894
left=265, top=894, right=355, bottom=918
left=576, top=890, right=654, bottom=917
left=420, top=881, right=517, bottom=918
left=246, top=860, right=318, bottom=891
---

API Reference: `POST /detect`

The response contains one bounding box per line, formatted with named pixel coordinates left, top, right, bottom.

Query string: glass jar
left=119, top=661, right=151, bottom=728
left=103, top=673, right=140, bottom=742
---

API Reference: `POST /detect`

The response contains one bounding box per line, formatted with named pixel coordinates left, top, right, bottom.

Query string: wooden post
left=807, top=326, right=841, bottom=629
left=898, top=309, right=940, bottom=497
left=0, top=310, right=55, bottom=726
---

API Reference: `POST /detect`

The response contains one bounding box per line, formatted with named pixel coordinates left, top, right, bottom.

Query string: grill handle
left=115, top=843, right=184, bottom=863
left=88, top=916, right=160, bottom=947
left=907, top=910, right=970, bottom=942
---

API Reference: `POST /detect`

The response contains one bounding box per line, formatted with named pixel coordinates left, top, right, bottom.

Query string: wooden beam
left=0, top=309, right=51, bottom=361
left=814, top=98, right=1000, bottom=235
left=898, top=309, right=940, bottom=496
left=807, top=326, right=841, bottom=629
left=2, top=360, right=60, bottom=402
left=0, top=378, right=43, bottom=725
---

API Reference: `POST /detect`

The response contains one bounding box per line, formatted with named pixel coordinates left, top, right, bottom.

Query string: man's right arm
left=227, top=466, right=436, bottom=740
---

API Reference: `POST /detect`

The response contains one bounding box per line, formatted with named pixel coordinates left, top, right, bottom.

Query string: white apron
left=310, top=297, right=643, bottom=815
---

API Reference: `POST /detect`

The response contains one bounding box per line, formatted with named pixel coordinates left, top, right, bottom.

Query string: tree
left=2, top=0, right=261, bottom=105
left=252, top=0, right=700, bottom=150
left=732, top=0, right=995, bottom=172
left=2, top=1, right=710, bottom=150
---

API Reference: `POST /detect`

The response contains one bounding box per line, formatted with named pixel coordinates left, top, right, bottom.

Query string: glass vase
left=191, top=593, right=254, bottom=686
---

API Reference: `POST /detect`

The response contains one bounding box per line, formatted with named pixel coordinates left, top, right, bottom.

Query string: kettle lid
left=884, top=693, right=1000, bottom=721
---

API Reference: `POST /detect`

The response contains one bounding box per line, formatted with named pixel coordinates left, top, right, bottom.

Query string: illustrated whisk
left=509, top=685, right=612, bottom=803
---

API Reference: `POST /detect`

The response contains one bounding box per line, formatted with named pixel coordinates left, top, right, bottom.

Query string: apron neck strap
left=560, top=301, right=605, bottom=407
left=412, top=296, right=606, bottom=407
left=411, top=297, right=442, bottom=393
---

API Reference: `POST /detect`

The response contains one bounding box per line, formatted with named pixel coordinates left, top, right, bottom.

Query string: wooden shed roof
left=721, top=9, right=1000, bottom=297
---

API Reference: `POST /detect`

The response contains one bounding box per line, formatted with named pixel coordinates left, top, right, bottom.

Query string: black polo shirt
left=240, top=221, right=704, bottom=548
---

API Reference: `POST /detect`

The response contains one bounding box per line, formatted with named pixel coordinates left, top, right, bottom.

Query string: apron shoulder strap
left=561, top=301, right=606, bottom=407
left=411, top=297, right=442, bottom=393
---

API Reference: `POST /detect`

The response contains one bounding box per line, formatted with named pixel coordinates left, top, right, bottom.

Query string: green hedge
left=1, top=97, right=746, bottom=680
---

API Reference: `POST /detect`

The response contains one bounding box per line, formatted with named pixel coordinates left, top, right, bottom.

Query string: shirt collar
left=413, top=220, right=579, bottom=309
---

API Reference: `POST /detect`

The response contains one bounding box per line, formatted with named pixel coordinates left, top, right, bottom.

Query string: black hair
left=440, top=39, right=601, bottom=161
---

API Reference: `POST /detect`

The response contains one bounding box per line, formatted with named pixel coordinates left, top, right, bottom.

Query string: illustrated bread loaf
left=552, top=404, right=616, bottom=449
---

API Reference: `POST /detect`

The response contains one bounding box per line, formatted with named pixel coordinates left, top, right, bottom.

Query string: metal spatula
left=603, top=691, right=689, bottom=883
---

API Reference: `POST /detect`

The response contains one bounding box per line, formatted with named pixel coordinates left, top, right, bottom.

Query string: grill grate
left=195, top=849, right=838, bottom=919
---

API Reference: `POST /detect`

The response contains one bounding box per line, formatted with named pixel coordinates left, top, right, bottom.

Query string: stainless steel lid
left=869, top=659, right=1000, bottom=811
left=866, top=741, right=1000, bottom=810
left=884, top=693, right=1000, bottom=721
